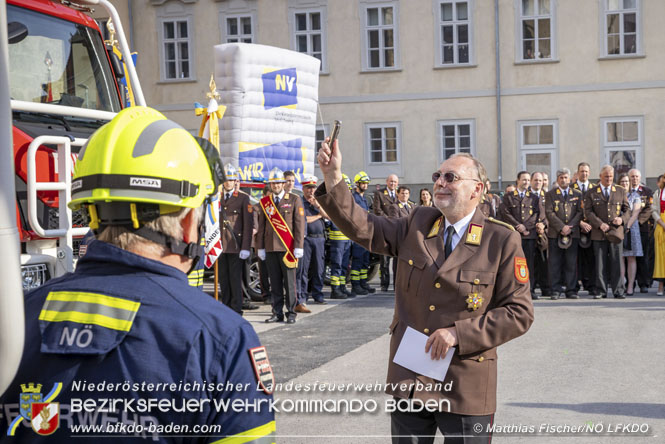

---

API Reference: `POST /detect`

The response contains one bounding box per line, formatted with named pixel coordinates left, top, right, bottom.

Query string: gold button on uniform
left=473, top=278, right=480, bottom=285
left=478, top=357, right=485, bottom=362
left=429, top=305, right=435, bottom=311
left=424, top=328, right=430, bottom=334
left=435, top=283, right=441, bottom=289
left=408, top=259, right=413, bottom=266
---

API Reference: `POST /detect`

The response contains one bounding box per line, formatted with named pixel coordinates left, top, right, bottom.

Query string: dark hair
left=517, top=171, right=530, bottom=181
left=283, top=170, right=296, bottom=179
left=419, top=188, right=432, bottom=206
left=577, top=162, right=590, bottom=171
left=397, top=186, right=410, bottom=194
left=658, top=174, right=664, bottom=181
left=618, top=173, right=629, bottom=183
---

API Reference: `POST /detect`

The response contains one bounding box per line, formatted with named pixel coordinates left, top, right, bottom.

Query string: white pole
left=0, top=0, right=26, bottom=396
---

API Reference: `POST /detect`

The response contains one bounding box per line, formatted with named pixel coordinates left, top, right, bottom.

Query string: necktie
left=444, top=225, right=455, bottom=259
left=563, top=190, right=567, bottom=200
left=274, top=196, right=280, bottom=206
left=225, top=192, right=231, bottom=201
left=519, top=192, right=524, bottom=199
left=582, top=184, right=586, bottom=193
left=604, top=188, right=609, bottom=199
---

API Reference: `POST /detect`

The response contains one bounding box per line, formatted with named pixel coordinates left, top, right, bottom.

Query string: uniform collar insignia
left=611, top=186, right=616, bottom=192
left=513, top=190, right=518, bottom=195
left=526, top=191, right=530, bottom=196
left=556, top=188, right=561, bottom=194
left=465, top=223, right=483, bottom=246
left=427, top=216, right=443, bottom=238
left=284, top=193, right=289, bottom=199
left=384, top=190, right=388, bottom=195
left=597, top=187, right=601, bottom=193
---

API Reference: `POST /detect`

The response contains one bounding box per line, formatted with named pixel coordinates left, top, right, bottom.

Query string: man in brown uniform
left=316, top=142, right=534, bottom=443
left=476, top=179, right=501, bottom=218
left=572, top=162, right=596, bottom=294
left=219, top=164, right=254, bottom=314
left=388, top=186, right=415, bottom=218
left=257, top=167, right=305, bottom=323
left=374, top=174, right=400, bottom=291
left=584, top=165, right=630, bottom=299
left=545, top=168, right=583, bottom=299
left=499, top=171, right=544, bottom=299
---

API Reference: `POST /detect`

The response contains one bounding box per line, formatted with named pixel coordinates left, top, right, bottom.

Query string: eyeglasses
left=432, top=171, right=480, bottom=184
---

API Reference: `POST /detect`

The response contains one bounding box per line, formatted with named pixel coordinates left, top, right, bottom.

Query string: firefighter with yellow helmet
left=350, top=171, right=377, bottom=295
left=0, top=107, right=275, bottom=441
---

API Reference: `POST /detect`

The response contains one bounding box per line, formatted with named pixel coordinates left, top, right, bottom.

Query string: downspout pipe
left=495, top=0, right=503, bottom=190
left=0, top=0, right=26, bottom=396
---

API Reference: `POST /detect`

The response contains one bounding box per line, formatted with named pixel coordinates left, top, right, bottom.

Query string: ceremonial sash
left=260, top=195, right=298, bottom=268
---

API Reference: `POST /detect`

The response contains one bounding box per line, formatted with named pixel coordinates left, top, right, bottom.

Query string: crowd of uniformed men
left=211, top=161, right=665, bottom=322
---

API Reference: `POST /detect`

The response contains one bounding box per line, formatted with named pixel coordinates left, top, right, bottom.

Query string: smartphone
left=329, top=120, right=341, bottom=152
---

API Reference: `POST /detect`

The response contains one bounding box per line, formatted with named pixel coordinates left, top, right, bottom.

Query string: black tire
left=242, top=257, right=264, bottom=301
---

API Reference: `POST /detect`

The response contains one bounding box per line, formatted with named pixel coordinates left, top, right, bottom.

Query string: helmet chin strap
left=132, top=225, right=204, bottom=275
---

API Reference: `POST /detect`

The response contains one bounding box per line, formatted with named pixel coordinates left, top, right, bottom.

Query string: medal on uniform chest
left=616, top=203, right=621, bottom=215
left=466, top=292, right=483, bottom=311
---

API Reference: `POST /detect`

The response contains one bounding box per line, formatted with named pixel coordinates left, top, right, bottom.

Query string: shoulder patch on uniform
left=427, top=216, right=443, bottom=238
left=514, top=257, right=529, bottom=283
left=249, top=346, right=274, bottom=395
left=487, top=217, right=515, bottom=231
left=248, top=204, right=253, bottom=213
left=284, top=193, right=290, bottom=199
left=299, top=207, right=304, bottom=216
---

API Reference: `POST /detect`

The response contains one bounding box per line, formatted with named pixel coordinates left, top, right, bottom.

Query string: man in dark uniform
left=374, top=174, right=399, bottom=291
left=219, top=164, right=254, bottom=314
left=477, top=179, right=501, bottom=218
left=316, top=140, right=533, bottom=444
left=499, top=171, right=543, bottom=299
left=572, top=162, right=596, bottom=295
left=628, top=168, right=654, bottom=292
left=529, top=172, right=552, bottom=297
left=0, top=107, right=275, bottom=441
left=350, top=171, right=377, bottom=295
left=584, top=165, right=630, bottom=299
left=258, top=167, right=305, bottom=323
left=296, top=175, right=327, bottom=309
left=545, top=168, right=583, bottom=299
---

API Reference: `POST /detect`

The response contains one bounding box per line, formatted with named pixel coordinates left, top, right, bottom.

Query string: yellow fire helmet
left=354, top=171, right=371, bottom=184
left=341, top=173, right=352, bottom=190
left=70, top=106, right=221, bottom=232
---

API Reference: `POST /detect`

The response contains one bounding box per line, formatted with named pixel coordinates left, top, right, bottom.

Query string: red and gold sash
left=260, top=195, right=298, bottom=268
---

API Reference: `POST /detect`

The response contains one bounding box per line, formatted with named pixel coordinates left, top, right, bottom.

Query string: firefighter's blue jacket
left=0, top=240, right=275, bottom=443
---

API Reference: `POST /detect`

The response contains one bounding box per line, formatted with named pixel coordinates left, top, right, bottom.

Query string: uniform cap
left=301, top=174, right=318, bottom=187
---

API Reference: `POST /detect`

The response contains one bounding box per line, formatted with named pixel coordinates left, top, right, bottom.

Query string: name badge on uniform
left=465, top=224, right=483, bottom=245
left=466, top=292, right=484, bottom=311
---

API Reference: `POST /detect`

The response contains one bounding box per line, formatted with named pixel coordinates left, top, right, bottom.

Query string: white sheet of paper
left=393, top=326, right=455, bottom=382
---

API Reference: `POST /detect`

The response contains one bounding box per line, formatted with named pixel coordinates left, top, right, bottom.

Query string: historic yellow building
left=97, top=0, right=664, bottom=188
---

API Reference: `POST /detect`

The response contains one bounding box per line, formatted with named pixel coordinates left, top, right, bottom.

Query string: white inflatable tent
left=214, top=43, right=320, bottom=187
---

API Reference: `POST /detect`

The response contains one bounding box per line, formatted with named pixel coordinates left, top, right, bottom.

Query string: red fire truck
left=7, top=0, right=142, bottom=290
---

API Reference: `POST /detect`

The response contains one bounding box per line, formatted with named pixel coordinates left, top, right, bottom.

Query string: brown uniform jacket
left=256, top=192, right=305, bottom=252
left=499, top=190, right=543, bottom=239
left=545, top=187, right=583, bottom=238
left=220, top=190, right=253, bottom=253
left=477, top=193, right=501, bottom=218
left=388, top=201, right=415, bottom=218
left=316, top=181, right=534, bottom=415
left=572, top=182, right=594, bottom=222
left=373, top=187, right=398, bottom=216
left=584, top=184, right=630, bottom=241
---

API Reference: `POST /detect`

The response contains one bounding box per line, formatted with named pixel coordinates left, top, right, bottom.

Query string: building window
left=518, top=0, right=555, bottom=61
left=366, top=123, right=400, bottom=164
left=437, top=1, right=472, bottom=66
left=438, top=120, right=475, bottom=161
left=226, top=15, right=254, bottom=43
left=602, top=0, right=641, bottom=56
left=293, top=10, right=325, bottom=70
left=315, top=124, right=329, bottom=156
left=161, top=19, right=191, bottom=80
left=602, top=117, right=642, bottom=177
left=361, top=2, right=399, bottom=70
left=518, top=120, right=558, bottom=182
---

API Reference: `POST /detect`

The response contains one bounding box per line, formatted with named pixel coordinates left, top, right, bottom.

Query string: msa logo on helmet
left=262, top=67, right=298, bottom=110
left=130, top=177, right=161, bottom=188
